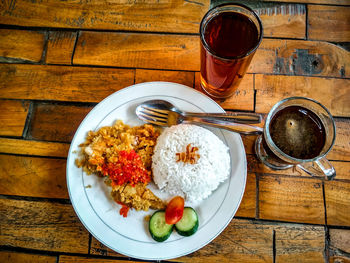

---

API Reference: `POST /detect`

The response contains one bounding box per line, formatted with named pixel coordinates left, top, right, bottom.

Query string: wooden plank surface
left=324, top=180, right=350, bottom=226
left=135, top=69, right=194, bottom=88
left=275, top=224, right=325, bottom=262
left=259, top=175, right=325, bottom=224
left=255, top=74, right=350, bottom=117
left=46, top=31, right=77, bottom=65
left=0, top=1, right=309, bottom=37
left=177, top=218, right=274, bottom=263
left=251, top=39, right=350, bottom=78
left=0, top=100, right=29, bottom=136
left=28, top=104, right=92, bottom=142
left=73, top=33, right=350, bottom=79
left=235, top=173, right=257, bottom=218
left=0, top=0, right=349, bottom=262
left=0, top=154, right=68, bottom=199
left=308, top=5, right=350, bottom=42
left=0, top=64, right=135, bottom=102
left=327, top=119, right=350, bottom=162
left=90, top=237, right=124, bottom=257
left=0, top=251, right=57, bottom=263
left=255, top=3, right=306, bottom=39
left=73, top=31, right=199, bottom=70
left=266, top=0, right=349, bottom=5
left=332, top=161, right=350, bottom=181
left=0, top=138, right=70, bottom=158
left=0, top=29, right=45, bottom=62
left=329, top=228, right=350, bottom=254
left=0, top=199, right=89, bottom=253
left=0, top=0, right=209, bottom=33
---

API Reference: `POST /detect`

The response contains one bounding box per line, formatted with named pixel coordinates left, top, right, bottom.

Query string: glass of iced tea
left=200, top=3, right=263, bottom=99
left=255, top=97, right=336, bottom=180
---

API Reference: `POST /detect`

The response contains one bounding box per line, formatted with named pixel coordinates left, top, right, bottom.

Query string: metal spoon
left=136, top=99, right=263, bottom=135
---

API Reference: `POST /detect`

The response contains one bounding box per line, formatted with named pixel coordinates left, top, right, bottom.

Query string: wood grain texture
left=135, top=69, right=194, bottom=88
left=236, top=173, right=256, bottom=218
left=0, top=251, right=56, bottom=263
left=177, top=218, right=273, bottom=263
left=0, top=29, right=45, bottom=62
left=329, top=229, right=350, bottom=254
left=0, top=0, right=209, bottom=33
left=255, top=74, right=350, bottom=117
left=251, top=39, right=350, bottom=78
left=259, top=175, right=325, bottom=224
left=329, top=256, right=350, bottom=263
left=90, top=237, right=124, bottom=257
left=0, top=155, right=68, bottom=199
left=266, top=0, right=349, bottom=5
left=275, top=224, right=325, bottom=262
left=73, top=31, right=199, bottom=70
left=195, top=72, right=255, bottom=111
left=332, top=161, right=350, bottom=181
left=0, top=1, right=308, bottom=37
left=256, top=3, right=306, bottom=39
left=0, top=64, right=134, bottom=103
left=74, top=35, right=350, bottom=78
left=0, top=199, right=89, bottom=253
left=0, top=100, right=29, bottom=136
left=308, top=5, right=350, bottom=42
left=324, top=180, right=350, bottom=226
left=28, top=104, right=93, bottom=142
left=327, top=119, right=350, bottom=162
left=46, top=31, right=77, bottom=65
left=248, top=154, right=303, bottom=176
left=0, top=138, right=70, bottom=158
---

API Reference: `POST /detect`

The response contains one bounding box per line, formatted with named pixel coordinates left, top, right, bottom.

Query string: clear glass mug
left=255, top=97, right=336, bottom=180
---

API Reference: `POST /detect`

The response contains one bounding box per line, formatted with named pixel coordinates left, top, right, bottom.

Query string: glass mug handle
left=297, top=157, right=336, bottom=180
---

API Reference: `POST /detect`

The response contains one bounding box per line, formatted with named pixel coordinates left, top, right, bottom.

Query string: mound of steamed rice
left=152, top=124, right=230, bottom=203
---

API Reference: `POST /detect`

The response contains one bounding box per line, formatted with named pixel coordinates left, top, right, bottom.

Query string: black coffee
left=269, top=106, right=326, bottom=159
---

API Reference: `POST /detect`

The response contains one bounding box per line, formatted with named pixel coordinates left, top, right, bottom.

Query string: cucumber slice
left=175, top=207, right=199, bottom=236
left=149, top=210, right=174, bottom=242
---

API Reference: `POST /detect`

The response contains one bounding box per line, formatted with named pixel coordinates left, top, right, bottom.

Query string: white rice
left=152, top=124, right=231, bottom=203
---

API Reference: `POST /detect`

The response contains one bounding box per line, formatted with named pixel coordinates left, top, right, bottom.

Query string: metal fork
left=136, top=105, right=263, bottom=135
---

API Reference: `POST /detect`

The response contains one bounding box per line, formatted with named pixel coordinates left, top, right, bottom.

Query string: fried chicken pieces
left=76, top=120, right=166, bottom=215
left=111, top=183, right=166, bottom=211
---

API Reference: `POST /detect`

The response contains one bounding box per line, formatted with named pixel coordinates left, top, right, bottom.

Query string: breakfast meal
left=76, top=119, right=231, bottom=241
left=152, top=124, right=231, bottom=203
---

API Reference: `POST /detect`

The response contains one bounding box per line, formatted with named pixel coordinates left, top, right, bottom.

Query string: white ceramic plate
left=66, top=82, right=247, bottom=260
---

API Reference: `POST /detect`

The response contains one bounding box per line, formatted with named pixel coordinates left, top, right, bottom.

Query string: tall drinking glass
left=200, top=3, right=263, bottom=99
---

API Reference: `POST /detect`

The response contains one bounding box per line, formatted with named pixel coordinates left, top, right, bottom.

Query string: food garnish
left=149, top=196, right=199, bottom=242
left=149, top=211, right=174, bottom=242
left=101, top=149, right=151, bottom=187
left=175, top=207, right=199, bottom=236
left=175, top=143, right=200, bottom=164
left=165, top=196, right=185, bottom=225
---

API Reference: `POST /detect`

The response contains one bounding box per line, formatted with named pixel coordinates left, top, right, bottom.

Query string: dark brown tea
left=269, top=106, right=326, bottom=159
left=203, top=12, right=259, bottom=58
left=200, top=11, right=261, bottom=98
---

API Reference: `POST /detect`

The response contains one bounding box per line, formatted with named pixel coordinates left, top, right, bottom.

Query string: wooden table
left=0, top=0, right=349, bottom=262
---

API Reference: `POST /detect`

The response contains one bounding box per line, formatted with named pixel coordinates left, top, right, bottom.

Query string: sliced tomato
left=165, top=196, right=185, bottom=225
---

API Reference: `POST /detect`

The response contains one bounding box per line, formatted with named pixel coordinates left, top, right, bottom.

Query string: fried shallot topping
left=176, top=143, right=200, bottom=164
